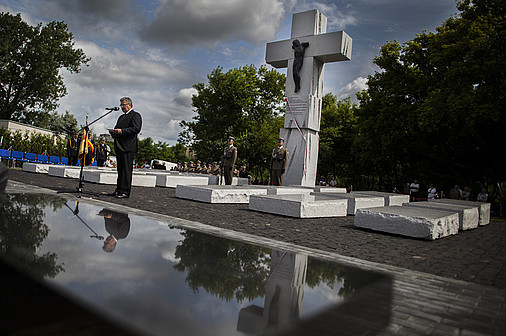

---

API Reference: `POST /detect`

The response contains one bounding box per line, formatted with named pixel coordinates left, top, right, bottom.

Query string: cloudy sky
left=1, top=0, right=459, bottom=144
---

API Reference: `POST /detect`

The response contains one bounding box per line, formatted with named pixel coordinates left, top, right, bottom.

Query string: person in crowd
left=238, top=165, right=249, bottom=178
left=477, top=188, right=488, bottom=202
left=329, top=176, right=337, bottom=187
left=108, top=97, right=142, bottom=199
left=270, top=137, right=289, bottom=186
left=67, top=132, right=80, bottom=166
left=95, top=137, right=109, bottom=167
left=211, top=162, right=220, bottom=175
left=427, top=184, right=437, bottom=199
left=222, top=136, right=237, bottom=185
left=410, top=179, right=420, bottom=201
left=449, top=185, right=461, bottom=199
left=461, top=186, right=471, bottom=200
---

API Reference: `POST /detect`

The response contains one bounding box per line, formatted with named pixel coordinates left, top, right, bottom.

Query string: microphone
left=105, top=107, right=120, bottom=111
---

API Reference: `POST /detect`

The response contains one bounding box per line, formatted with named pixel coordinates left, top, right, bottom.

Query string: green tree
left=356, top=0, right=506, bottom=192
left=318, top=94, right=358, bottom=188
left=0, top=13, right=90, bottom=122
left=133, top=137, right=189, bottom=166
left=179, top=65, right=285, bottom=175
left=0, top=194, right=66, bottom=280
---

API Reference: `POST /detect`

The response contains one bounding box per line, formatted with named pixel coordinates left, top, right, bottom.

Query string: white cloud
left=337, top=76, right=368, bottom=100
left=174, top=88, right=198, bottom=107
left=294, top=1, right=357, bottom=30
left=57, top=41, right=198, bottom=144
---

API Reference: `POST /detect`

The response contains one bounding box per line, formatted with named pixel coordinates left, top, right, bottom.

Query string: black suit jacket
left=113, top=110, right=142, bottom=153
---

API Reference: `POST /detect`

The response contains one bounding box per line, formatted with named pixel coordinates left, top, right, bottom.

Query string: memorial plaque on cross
left=266, top=9, right=352, bottom=186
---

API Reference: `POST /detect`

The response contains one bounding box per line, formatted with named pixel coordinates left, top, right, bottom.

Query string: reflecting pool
left=0, top=193, right=391, bottom=335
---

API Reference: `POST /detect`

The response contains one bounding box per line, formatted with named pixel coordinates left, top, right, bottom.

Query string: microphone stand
left=64, top=202, right=104, bottom=240
left=58, top=108, right=118, bottom=198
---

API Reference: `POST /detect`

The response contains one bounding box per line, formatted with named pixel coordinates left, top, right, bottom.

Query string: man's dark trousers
left=115, top=150, right=135, bottom=195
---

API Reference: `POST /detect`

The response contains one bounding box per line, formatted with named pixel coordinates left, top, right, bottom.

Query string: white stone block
left=210, top=176, right=249, bottom=186
left=405, top=202, right=479, bottom=230
left=154, top=175, right=209, bottom=188
left=249, top=194, right=347, bottom=218
left=313, top=193, right=385, bottom=215
left=22, top=162, right=50, bottom=173
left=83, top=171, right=156, bottom=187
left=176, top=185, right=268, bottom=203
left=429, top=199, right=490, bottom=226
left=83, top=171, right=117, bottom=184
left=48, top=165, right=81, bottom=178
left=313, top=187, right=347, bottom=193
left=290, top=185, right=347, bottom=193
left=355, top=206, right=459, bottom=240
left=352, top=191, right=410, bottom=206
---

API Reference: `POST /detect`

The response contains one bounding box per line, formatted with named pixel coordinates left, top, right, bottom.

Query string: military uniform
left=67, top=134, right=79, bottom=166
left=96, top=138, right=109, bottom=167
left=270, top=139, right=289, bottom=186
left=222, top=137, right=237, bottom=185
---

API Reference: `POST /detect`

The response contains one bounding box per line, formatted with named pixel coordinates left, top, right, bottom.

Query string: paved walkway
left=6, top=169, right=506, bottom=335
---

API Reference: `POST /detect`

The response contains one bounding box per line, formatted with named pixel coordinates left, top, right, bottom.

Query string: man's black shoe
left=116, top=193, right=129, bottom=199
left=107, top=191, right=119, bottom=196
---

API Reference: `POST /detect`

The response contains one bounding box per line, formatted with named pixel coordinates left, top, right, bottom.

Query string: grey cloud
left=139, top=0, right=295, bottom=47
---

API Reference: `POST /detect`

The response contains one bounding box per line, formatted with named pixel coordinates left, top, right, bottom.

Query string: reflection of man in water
left=292, top=39, right=309, bottom=93
left=98, top=209, right=130, bottom=253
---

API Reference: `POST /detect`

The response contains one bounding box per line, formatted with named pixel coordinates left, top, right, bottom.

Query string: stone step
left=48, top=165, right=81, bottom=179
left=249, top=193, right=348, bottom=218
left=352, top=191, right=410, bottom=206
left=312, top=193, right=385, bottom=215
left=428, top=199, right=490, bottom=226
left=405, top=202, right=479, bottom=230
left=151, top=174, right=210, bottom=188
left=22, top=162, right=51, bottom=173
left=354, top=206, right=459, bottom=240
left=82, top=170, right=156, bottom=187
left=176, top=185, right=269, bottom=203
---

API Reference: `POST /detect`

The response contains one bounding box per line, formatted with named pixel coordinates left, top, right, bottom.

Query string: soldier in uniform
left=211, top=162, right=220, bottom=175
left=67, top=132, right=80, bottom=166
left=96, top=137, right=109, bottom=167
left=222, top=136, right=237, bottom=185
left=270, top=137, right=289, bottom=186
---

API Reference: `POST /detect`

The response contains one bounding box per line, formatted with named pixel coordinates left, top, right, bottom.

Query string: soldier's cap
left=278, top=137, right=285, bottom=142
left=228, top=136, right=235, bottom=141
left=100, top=137, right=105, bottom=140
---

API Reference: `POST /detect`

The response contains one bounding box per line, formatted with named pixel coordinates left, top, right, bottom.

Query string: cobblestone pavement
left=6, top=169, right=506, bottom=335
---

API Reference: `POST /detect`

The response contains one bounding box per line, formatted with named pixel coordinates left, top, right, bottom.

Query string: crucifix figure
left=265, top=9, right=352, bottom=186
left=292, top=39, right=310, bottom=93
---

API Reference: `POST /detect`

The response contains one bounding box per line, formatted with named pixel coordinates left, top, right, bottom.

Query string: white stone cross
left=265, top=9, right=352, bottom=186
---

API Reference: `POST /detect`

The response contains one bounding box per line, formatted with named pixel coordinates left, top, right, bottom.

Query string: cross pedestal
left=266, top=9, right=352, bottom=186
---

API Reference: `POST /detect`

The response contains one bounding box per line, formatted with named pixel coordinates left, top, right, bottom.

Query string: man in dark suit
left=99, top=208, right=130, bottom=253
left=108, top=97, right=142, bottom=198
